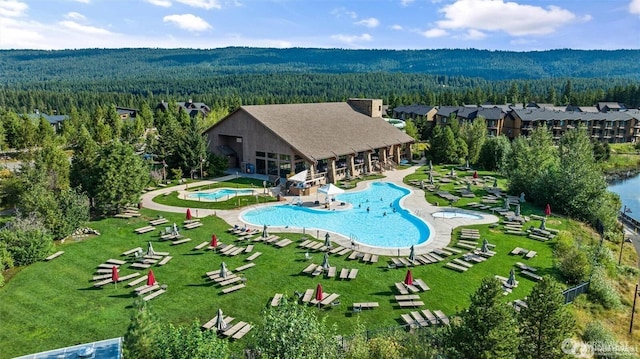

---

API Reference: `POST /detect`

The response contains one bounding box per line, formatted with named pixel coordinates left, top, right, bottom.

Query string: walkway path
left=140, top=167, right=498, bottom=256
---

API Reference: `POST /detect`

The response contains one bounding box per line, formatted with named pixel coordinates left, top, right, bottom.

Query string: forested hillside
left=0, top=48, right=639, bottom=114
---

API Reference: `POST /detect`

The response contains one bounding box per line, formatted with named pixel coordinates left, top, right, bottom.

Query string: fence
left=620, top=211, right=640, bottom=234
left=563, top=281, right=590, bottom=304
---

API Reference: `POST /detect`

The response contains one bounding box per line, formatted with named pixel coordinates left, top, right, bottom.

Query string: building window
left=267, top=153, right=277, bottom=159
left=256, top=151, right=265, bottom=158
left=280, top=154, right=290, bottom=161
left=256, top=159, right=266, bottom=175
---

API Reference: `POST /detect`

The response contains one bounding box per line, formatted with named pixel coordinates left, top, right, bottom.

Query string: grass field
left=0, top=167, right=580, bottom=358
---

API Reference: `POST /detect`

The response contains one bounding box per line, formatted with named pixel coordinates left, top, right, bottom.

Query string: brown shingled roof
left=236, top=102, right=414, bottom=161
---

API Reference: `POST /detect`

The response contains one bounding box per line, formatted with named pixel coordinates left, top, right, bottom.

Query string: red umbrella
left=544, top=203, right=551, bottom=216
left=404, top=269, right=413, bottom=286
left=111, top=266, right=119, bottom=282
left=315, top=283, right=323, bottom=302
left=211, top=234, right=218, bottom=248
left=472, top=170, right=478, bottom=179
left=186, top=208, right=192, bottom=220
left=147, top=270, right=157, bottom=286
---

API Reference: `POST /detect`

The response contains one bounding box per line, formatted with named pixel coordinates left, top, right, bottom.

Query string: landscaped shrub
left=557, top=246, right=591, bottom=284
left=588, top=266, right=621, bottom=309
left=582, top=321, right=636, bottom=359
left=0, top=215, right=53, bottom=266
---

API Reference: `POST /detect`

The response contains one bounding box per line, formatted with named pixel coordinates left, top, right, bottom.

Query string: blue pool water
left=187, top=188, right=256, bottom=201
left=241, top=182, right=431, bottom=248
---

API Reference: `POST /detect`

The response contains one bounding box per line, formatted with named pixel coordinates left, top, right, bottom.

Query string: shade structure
left=288, top=170, right=308, bottom=183
left=408, top=245, right=416, bottom=262
left=315, top=283, right=323, bottom=302
left=473, top=170, right=478, bottom=179
left=147, top=241, right=155, bottom=256
left=111, top=266, right=119, bottom=282
left=220, top=262, right=228, bottom=279
left=215, top=308, right=227, bottom=332
left=321, top=252, right=330, bottom=270
left=544, top=203, right=551, bottom=216
left=506, top=268, right=517, bottom=287
left=318, top=183, right=345, bottom=196
left=481, top=239, right=489, bottom=253
left=262, top=224, right=268, bottom=238
left=211, top=234, right=218, bottom=248
left=404, top=269, right=413, bottom=286
left=147, top=270, right=156, bottom=286
left=186, top=208, right=192, bottom=220
left=324, top=232, right=331, bottom=248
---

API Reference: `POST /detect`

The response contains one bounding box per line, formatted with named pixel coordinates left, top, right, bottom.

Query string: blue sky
left=0, top=0, right=638, bottom=50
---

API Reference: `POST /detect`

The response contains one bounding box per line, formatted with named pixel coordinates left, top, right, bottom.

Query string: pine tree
left=518, top=277, right=574, bottom=359
left=124, top=299, right=159, bottom=359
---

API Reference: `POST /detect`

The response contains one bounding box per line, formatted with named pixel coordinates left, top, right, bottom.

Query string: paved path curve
left=140, top=167, right=498, bottom=256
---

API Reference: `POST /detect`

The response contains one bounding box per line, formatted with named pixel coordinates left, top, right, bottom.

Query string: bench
left=222, top=283, right=246, bottom=294
left=510, top=247, right=524, bottom=255
left=246, top=252, right=262, bottom=261
left=143, top=289, right=166, bottom=301
left=521, top=270, right=542, bottom=281
left=171, top=238, right=192, bottom=245
left=455, top=242, right=477, bottom=250
left=348, top=251, right=362, bottom=260
left=157, top=256, right=173, bottom=266
left=98, top=263, right=118, bottom=269
left=45, top=251, right=65, bottom=261
left=194, top=241, right=209, bottom=250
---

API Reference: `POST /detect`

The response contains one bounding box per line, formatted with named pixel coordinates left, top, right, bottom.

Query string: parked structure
left=204, top=99, right=414, bottom=185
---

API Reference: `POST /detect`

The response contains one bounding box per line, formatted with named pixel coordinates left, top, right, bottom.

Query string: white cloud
left=163, top=13, right=212, bottom=31
left=331, top=7, right=357, bottom=19
left=435, top=0, right=582, bottom=36
left=355, top=17, right=379, bottom=28
left=464, top=28, right=486, bottom=40
left=421, top=28, right=448, bottom=38
left=630, top=0, right=640, bottom=15
left=330, top=33, right=372, bottom=44
left=175, top=0, right=221, bottom=9
left=70, top=0, right=91, bottom=3
left=391, top=24, right=403, bottom=30
left=400, top=0, right=414, bottom=6
left=0, top=0, right=28, bottom=17
left=144, top=0, right=172, bottom=7
left=65, top=12, right=86, bottom=21
left=59, top=20, right=113, bottom=35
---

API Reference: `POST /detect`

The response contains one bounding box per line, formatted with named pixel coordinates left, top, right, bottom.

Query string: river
left=609, top=173, right=640, bottom=222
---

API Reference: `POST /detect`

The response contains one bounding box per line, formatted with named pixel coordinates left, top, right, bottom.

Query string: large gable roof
left=222, top=102, right=414, bottom=161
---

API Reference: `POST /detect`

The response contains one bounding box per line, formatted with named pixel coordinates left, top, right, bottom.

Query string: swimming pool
left=432, top=210, right=483, bottom=219
left=187, top=188, right=256, bottom=201
left=241, top=182, right=431, bottom=248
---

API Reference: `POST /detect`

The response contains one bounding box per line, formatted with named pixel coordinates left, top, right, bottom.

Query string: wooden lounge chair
left=45, top=251, right=65, bottom=261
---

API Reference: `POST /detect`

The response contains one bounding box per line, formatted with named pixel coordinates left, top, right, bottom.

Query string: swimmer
left=392, top=208, right=396, bottom=213
left=383, top=211, right=387, bottom=216
left=366, top=207, right=370, bottom=213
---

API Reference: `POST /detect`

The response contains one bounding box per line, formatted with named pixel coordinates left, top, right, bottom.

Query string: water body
left=608, top=173, right=640, bottom=222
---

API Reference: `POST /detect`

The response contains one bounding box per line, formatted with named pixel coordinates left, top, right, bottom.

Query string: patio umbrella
left=321, top=252, right=330, bottom=270
left=404, top=269, right=413, bottom=286
left=210, top=234, right=218, bottom=249
left=186, top=208, right=192, bottom=220
left=220, top=262, right=228, bottom=279
left=215, top=308, right=227, bottom=332
left=473, top=170, right=478, bottom=179
left=465, top=159, right=469, bottom=169
left=515, top=204, right=521, bottom=217
left=172, top=222, right=178, bottom=235
left=544, top=203, right=551, bottom=216
left=540, top=217, right=547, bottom=231
left=315, top=283, right=324, bottom=304
left=262, top=224, right=268, bottom=238
left=506, top=268, right=517, bottom=287
left=429, top=160, right=433, bottom=172
left=450, top=168, right=455, bottom=177
left=324, top=232, right=331, bottom=248
left=429, top=174, right=434, bottom=185
left=147, top=241, right=155, bottom=256
left=466, top=182, right=471, bottom=192
left=504, top=198, right=510, bottom=210
left=408, top=245, right=416, bottom=263
left=481, top=239, right=489, bottom=253
left=147, top=270, right=156, bottom=286
left=111, top=266, right=119, bottom=284
left=318, top=183, right=345, bottom=196
left=493, top=178, right=498, bottom=188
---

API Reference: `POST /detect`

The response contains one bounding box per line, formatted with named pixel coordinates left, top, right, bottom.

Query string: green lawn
left=1, top=171, right=565, bottom=358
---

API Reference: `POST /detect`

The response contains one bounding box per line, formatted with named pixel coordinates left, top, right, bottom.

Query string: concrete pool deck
left=140, top=166, right=499, bottom=256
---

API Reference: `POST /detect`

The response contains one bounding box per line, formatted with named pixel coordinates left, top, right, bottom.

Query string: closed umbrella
left=321, top=252, right=330, bottom=270
left=515, top=204, right=521, bottom=217
left=147, top=241, right=155, bottom=256
left=215, top=308, right=227, bottom=332
left=262, top=224, right=268, bottom=238
left=544, top=203, right=551, bottom=216
left=504, top=198, right=510, bottom=210
left=315, top=283, right=323, bottom=307
left=473, top=170, right=478, bottom=179
left=211, top=234, right=218, bottom=249
left=481, top=239, right=489, bottom=253
left=429, top=160, right=433, bottom=172
left=220, top=262, right=228, bottom=279
left=404, top=269, right=413, bottom=286
left=408, top=245, right=415, bottom=263
left=111, top=266, right=119, bottom=286
left=506, top=268, right=517, bottom=287
left=147, top=270, right=156, bottom=286
left=186, top=208, right=192, bottom=220
left=324, top=232, right=331, bottom=248
left=540, top=217, right=547, bottom=231
left=466, top=182, right=471, bottom=192
left=493, top=178, right=498, bottom=188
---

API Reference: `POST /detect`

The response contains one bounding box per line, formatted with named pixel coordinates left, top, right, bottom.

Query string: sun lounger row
left=338, top=268, right=359, bottom=280
left=299, top=240, right=326, bottom=250
left=400, top=309, right=449, bottom=328
left=202, top=314, right=253, bottom=340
